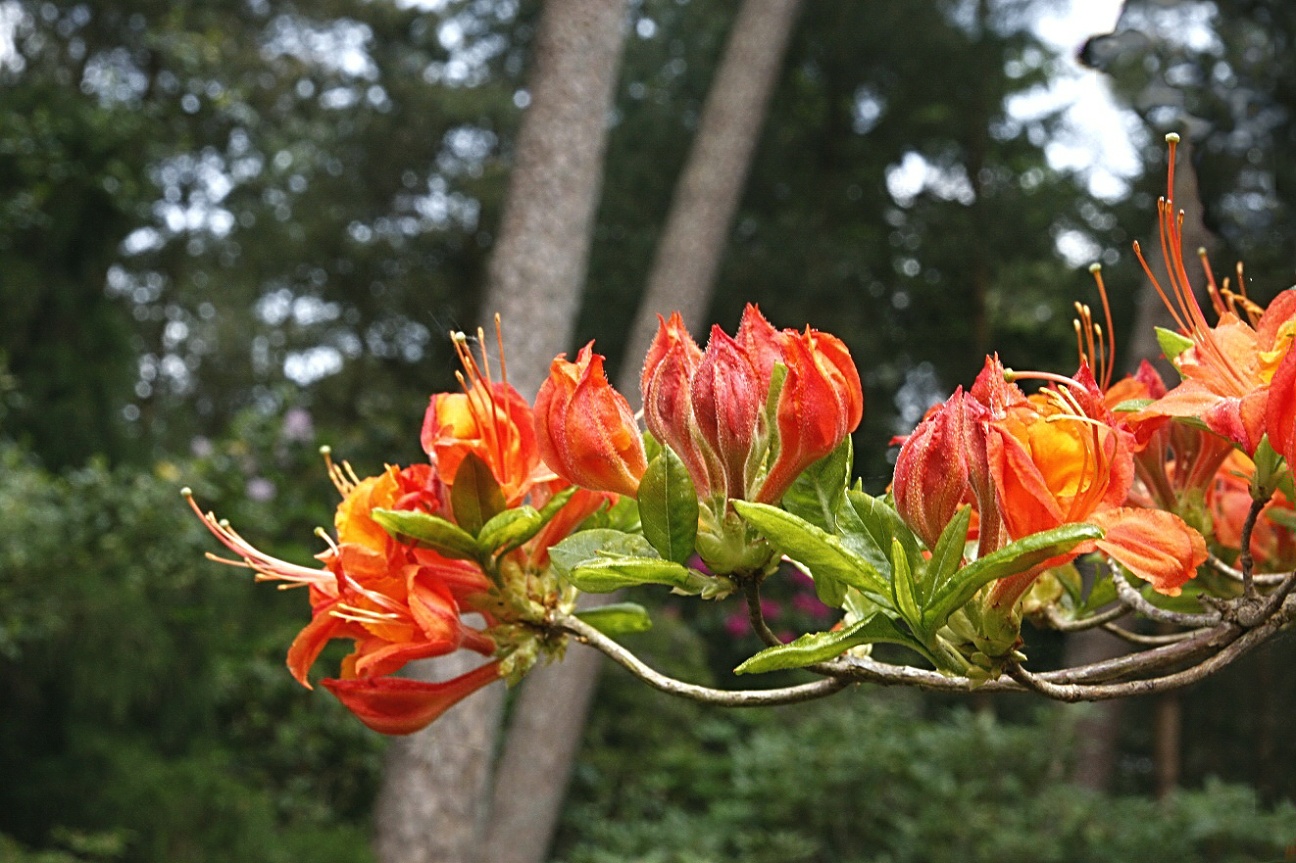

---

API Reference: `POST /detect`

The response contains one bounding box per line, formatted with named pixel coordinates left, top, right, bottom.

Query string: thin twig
left=555, top=614, right=850, bottom=706
left=1204, top=554, right=1289, bottom=587
left=1238, top=495, right=1267, bottom=599
left=1112, top=569, right=1220, bottom=628
left=1041, top=604, right=1129, bottom=632
left=1100, top=622, right=1207, bottom=646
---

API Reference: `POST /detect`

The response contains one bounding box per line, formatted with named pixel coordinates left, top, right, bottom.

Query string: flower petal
left=323, top=661, right=502, bottom=735
left=1089, top=507, right=1206, bottom=596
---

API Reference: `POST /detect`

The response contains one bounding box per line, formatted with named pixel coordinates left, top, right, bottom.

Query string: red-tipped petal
left=323, top=661, right=503, bottom=735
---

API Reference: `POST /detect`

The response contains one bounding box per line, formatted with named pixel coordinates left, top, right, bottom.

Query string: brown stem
left=743, top=577, right=783, bottom=648
left=1238, top=495, right=1268, bottom=599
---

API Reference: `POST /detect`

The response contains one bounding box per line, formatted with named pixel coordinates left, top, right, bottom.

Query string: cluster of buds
left=535, top=305, right=863, bottom=577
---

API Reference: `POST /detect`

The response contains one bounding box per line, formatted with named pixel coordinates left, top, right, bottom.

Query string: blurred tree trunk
left=1067, top=133, right=1216, bottom=792
left=373, top=2, right=628, bottom=862
left=482, top=5, right=804, bottom=863
left=619, top=0, right=805, bottom=378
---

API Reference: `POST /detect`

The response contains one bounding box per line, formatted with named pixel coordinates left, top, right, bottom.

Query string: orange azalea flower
left=973, top=357, right=1204, bottom=600
left=1134, top=134, right=1296, bottom=453
left=190, top=323, right=614, bottom=735
left=421, top=328, right=547, bottom=506
left=187, top=463, right=499, bottom=736
left=1207, top=451, right=1296, bottom=572
left=535, top=343, right=647, bottom=497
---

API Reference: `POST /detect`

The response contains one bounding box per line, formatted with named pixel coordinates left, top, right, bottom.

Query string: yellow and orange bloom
left=421, top=331, right=547, bottom=506
left=190, top=325, right=614, bottom=735
left=984, top=360, right=1203, bottom=599
left=535, top=343, right=647, bottom=497
left=189, top=462, right=500, bottom=736
left=897, top=354, right=1204, bottom=614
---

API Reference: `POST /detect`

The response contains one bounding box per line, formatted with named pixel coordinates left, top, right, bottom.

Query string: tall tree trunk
left=373, top=3, right=628, bottom=862
left=481, top=0, right=630, bottom=400
left=619, top=0, right=805, bottom=377
left=482, top=5, right=804, bottom=863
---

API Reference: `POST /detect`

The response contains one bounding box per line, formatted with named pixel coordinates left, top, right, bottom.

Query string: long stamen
left=1088, top=263, right=1116, bottom=390
left=184, top=488, right=334, bottom=588
left=1139, top=134, right=1252, bottom=394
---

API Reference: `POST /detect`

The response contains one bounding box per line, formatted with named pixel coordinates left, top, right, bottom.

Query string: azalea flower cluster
left=189, top=329, right=613, bottom=734
left=193, top=135, right=1296, bottom=732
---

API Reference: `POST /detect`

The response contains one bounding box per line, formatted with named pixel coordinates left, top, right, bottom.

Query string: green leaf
left=574, top=602, right=653, bottom=635
left=642, top=430, right=663, bottom=463
left=1110, top=398, right=1153, bottom=414
left=732, top=501, right=889, bottom=602
left=782, top=435, right=852, bottom=531
left=845, top=490, right=923, bottom=578
left=477, top=506, right=543, bottom=555
left=451, top=452, right=506, bottom=535
left=371, top=508, right=479, bottom=561
left=890, top=537, right=921, bottom=627
left=569, top=556, right=702, bottom=593
left=637, top=447, right=699, bottom=564
left=536, top=484, right=578, bottom=523
left=922, top=523, right=1103, bottom=630
left=925, top=505, right=971, bottom=601
left=1155, top=326, right=1194, bottom=363
left=1081, top=569, right=1118, bottom=613
left=549, top=529, right=658, bottom=580
left=734, top=613, right=919, bottom=674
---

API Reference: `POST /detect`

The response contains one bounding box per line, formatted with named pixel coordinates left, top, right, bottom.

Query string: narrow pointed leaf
left=536, top=484, right=578, bottom=523
left=1155, top=326, right=1194, bottom=363
left=732, top=501, right=889, bottom=600
left=923, top=523, right=1102, bottom=629
left=574, top=602, right=653, bottom=635
left=926, top=505, right=972, bottom=600
left=846, top=490, right=924, bottom=579
left=569, top=557, right=702, bottom=593
left=783, top=436, right=853, bottom=531
left=451, top=452, right=506, bottom=536
left=890, top=537, right=921, bottom=628
left=638, top=447, right=699, bottom=564
left=734, top=613, right=920, bottom=674
left=478, top=506, right=543, bottom=556
left=371, top=508, right=479, bottom=561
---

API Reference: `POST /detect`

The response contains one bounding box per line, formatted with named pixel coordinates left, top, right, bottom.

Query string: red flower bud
left=756, top=326, right=864, bottom=503
left=642, top=313, right=716, bottom=494
left=692, top=326, right=765, bottom=499
left=535, top=343, right=647, bottom=497
left=893, top=388, right=988, bottom=548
